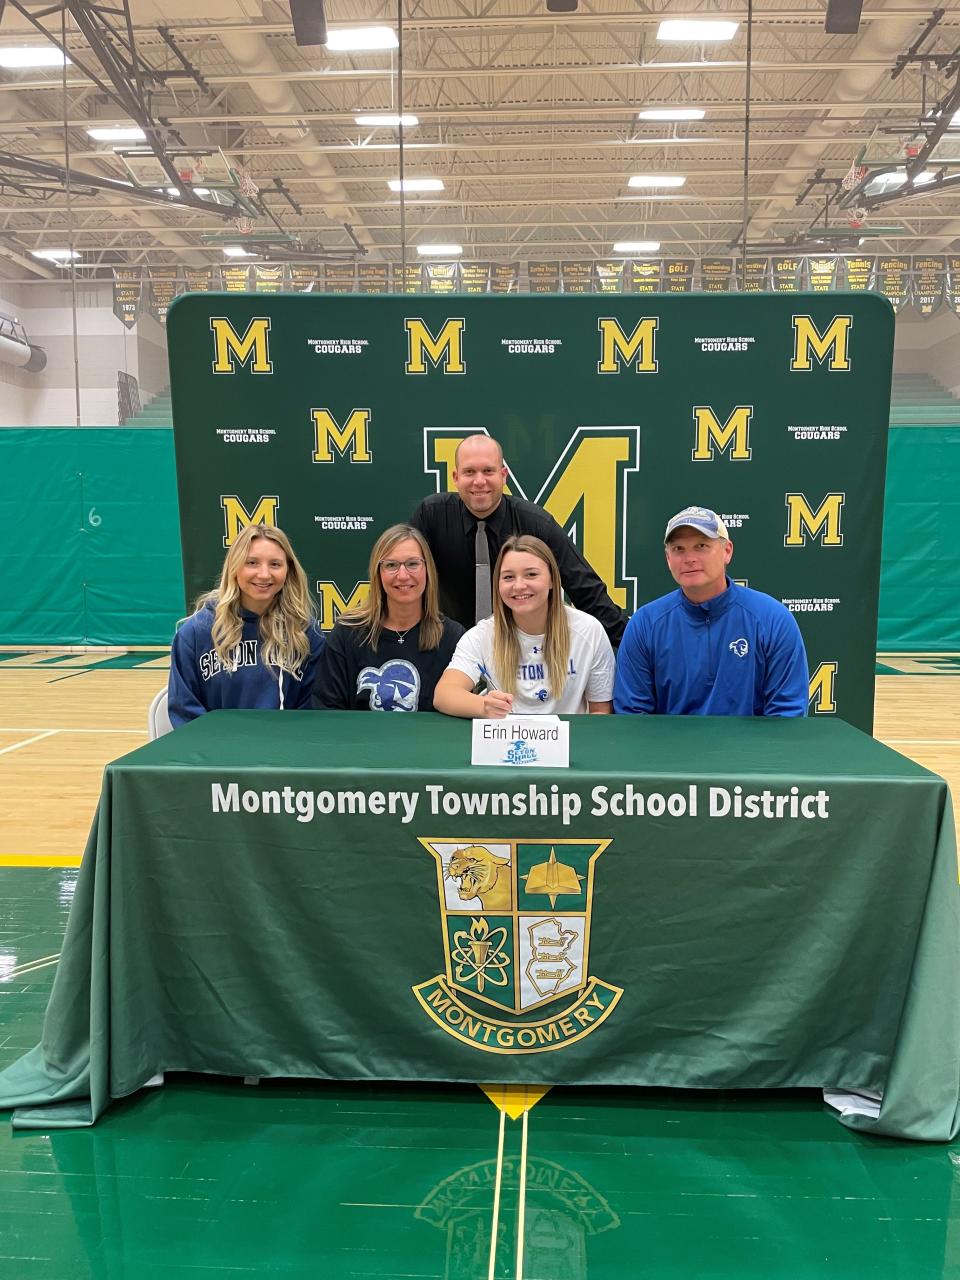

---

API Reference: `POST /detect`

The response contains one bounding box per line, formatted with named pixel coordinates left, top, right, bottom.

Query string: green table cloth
left=1, top=711, right=957, bottom=1140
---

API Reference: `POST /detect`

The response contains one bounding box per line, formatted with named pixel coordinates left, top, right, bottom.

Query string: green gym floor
left=0, top=654, right=958, bottom=1278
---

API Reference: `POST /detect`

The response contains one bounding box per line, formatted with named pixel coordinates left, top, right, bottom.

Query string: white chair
left=147, top=688, right=173, bottom=740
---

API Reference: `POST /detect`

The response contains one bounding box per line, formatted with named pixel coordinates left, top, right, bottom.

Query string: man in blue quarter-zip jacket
left=614, top=505, right=809, bottom=717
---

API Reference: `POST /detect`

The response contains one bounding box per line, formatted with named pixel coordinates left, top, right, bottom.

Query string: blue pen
left=477, top=663, right=499, bottom=691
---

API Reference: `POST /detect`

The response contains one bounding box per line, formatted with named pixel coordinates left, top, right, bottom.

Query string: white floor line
left=0, top=726, right=143, bottom=734
left=884, top=739, right=960, bottom=746
left=0, top=729, right=59, bottom=756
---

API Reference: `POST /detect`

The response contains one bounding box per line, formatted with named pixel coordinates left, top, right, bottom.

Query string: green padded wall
left=1, top=428, right=184, bottom=645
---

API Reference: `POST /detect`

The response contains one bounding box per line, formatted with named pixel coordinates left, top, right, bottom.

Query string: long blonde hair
left=195, top=524, right=315, bottom=674
left=339, top=524, right=444, bottom=651
left=492, top=535, right=570, bottom=699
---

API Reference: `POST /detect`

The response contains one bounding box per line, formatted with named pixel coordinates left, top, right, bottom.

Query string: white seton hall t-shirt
left=447, top=605, right=615, bottom=714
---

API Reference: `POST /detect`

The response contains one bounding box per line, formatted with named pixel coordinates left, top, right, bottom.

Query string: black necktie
left=475, top=520, right=492, bottom=623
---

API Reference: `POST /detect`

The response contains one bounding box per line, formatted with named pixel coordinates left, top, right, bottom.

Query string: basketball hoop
left=846, top=207, right=867, bottom=230
left=233, top=215, right=254, bottom=234
left=841, top=161, right=868, bottom=192
left=235, top=166, right=259, bottom=198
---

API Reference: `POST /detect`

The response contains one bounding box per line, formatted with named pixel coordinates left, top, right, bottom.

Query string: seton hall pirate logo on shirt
left=412, top=839, right=622, bottom=1053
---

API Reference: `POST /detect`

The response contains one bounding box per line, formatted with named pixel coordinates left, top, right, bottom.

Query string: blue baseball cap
left=664, top=506, right=730, bottom=543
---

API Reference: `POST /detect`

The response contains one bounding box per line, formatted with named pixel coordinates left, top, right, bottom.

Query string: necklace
left=391, top=625, right=413, bottom=645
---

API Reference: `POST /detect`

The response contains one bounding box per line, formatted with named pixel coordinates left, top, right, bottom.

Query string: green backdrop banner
left=168, top=293, right=894, bottom=731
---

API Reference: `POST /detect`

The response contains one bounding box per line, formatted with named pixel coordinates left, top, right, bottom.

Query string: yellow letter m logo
left=311, top=409, right=372, bottom=463
left=692, top=405, right=753, bottom=461
left=808, top=661, right=838, bottom=714
left=210, top=317, right=273, bottom=374
left=790, top=315, right=852, bottom=371
left=220, top=494, right=279, bottom=547
left=316, top=580, right=369, bottom=631
left=597, top=317, right=658, bottom=374
left=784, top=493, right=844, bottom=547
left=405, top=318, right=466, bottom=374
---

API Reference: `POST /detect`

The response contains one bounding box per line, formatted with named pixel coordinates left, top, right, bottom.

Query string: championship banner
left=184, top=268, right=215, bottom=293
left=393, top=263, right=423, bottom=295
left=424, top=262, right=460, bottom=295
left=742, top=258, right=768, bottom=292
left=288, top=265, right=319, bottom=293
left=527, top=262, right=560, bottom=293
left=911, top=256, right=945, bottom=317
left=460, top=262, right=491, bottom=294
left=221, top=265, right=251, bottom=292
left=806, top=258, right=838, bottom=293
left=594, top=261, right=625, bottom=294
left=771, top=256, right=804, bottom=293
left=357, top=263, right=388, bottom=294
left=323, top=263, right=356, bottom=294
left=169, top=293, right=894, bottom=734
left=663, top=260, right=693, bottom=293
left=630, top=260, right=662, bottom=294
left=148, top=268, right=179, bottom=324
left=254, top=264, right=285, bottom=294
left=700, top=258, right=734, bottom=292
left=561, top=262, right=592, bottom=294
left=843, top=256, right=875, bottom=291
left=947, top=256, right=960, bottom=316
left=876, top=256, right=910, bottom=313
left=491, top=263, right=519, bottom=294
left=112, top=267, right=142, bottom=329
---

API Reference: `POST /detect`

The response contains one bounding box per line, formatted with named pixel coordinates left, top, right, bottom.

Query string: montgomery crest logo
left=412, top=838, right=622, bottom=1053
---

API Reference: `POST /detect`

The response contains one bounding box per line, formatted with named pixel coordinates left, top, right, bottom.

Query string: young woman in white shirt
left=434, top=534, right=614, bottom=718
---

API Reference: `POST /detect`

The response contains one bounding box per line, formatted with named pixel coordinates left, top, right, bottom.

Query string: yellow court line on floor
left=3, top=954, right=61, bottom=981
left=0, top=855, right=82, bottom=867
left=488, top=1106, right=507, bottom=1280
left=0, top=729, right=59, bottom=757
left=516, top=1109, right=529, bottom=1280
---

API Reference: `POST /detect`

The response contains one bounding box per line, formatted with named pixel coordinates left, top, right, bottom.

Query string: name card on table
left=471, top=716, right=569, bottom=768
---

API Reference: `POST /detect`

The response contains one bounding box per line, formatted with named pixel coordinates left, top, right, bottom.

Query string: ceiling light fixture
left=637, top=108, right=706, bottom=122
left=355, top=113, right=418, bottom=127
left=417, top=243, right=462, bottom=256
left=656, top=20, right=739, bottom=41
left=86, top=126, right=146, bottom=142
left=0, top=46, right=69, bottom=68
left=223, top=245, right=253, bottom=257
left=32, top=248, right=80, bottom=261
left=388, top=177, right=444, bottom=192
left=326, top=26, right=398, bottom=51
left=613, top=240, right=660, bottom=253
left=628, top=174, right=687, bottom=188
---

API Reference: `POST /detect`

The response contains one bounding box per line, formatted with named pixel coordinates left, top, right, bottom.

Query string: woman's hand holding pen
left=481, top=690, right=513, bottom=718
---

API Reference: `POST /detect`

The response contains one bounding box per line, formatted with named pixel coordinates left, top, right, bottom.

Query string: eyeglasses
left=380, top=557, right=425, bottom=575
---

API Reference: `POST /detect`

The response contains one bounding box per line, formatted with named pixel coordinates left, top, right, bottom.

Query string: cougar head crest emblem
left=446, top=844, right=512, bottom=911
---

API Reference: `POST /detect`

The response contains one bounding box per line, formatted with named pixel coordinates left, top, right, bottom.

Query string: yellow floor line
left=3, top=954, right=60, bottom=980
left=488, top=1106, right=506, bottom=1280
left=516, top=1109, right=529, bottom=1280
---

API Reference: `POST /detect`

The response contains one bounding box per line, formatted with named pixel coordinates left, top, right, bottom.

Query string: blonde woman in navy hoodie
left=168, top=524, right=324, bottom=726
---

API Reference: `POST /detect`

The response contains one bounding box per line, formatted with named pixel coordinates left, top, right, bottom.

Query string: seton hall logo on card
left=412, top=839, right=622, bottom=1054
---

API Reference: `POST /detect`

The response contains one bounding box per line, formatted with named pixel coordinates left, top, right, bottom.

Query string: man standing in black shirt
left=410, top=434, right=627, bottom=646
